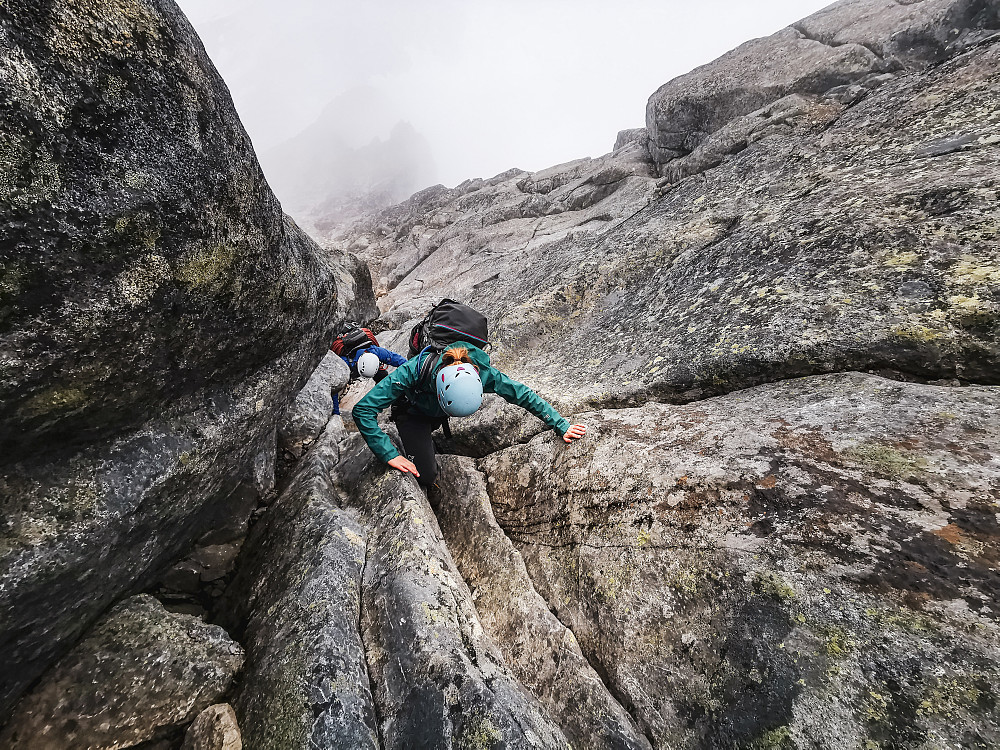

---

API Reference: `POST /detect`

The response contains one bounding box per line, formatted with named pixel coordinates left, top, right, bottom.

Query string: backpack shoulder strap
left=414, top=346, right=440, bottom=392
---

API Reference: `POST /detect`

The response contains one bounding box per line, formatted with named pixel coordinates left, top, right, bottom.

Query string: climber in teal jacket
left=352, top=342, right=586, bottom=485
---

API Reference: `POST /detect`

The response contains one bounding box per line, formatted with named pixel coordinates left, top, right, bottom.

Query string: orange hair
left=440, top=346, right=471, bottom=366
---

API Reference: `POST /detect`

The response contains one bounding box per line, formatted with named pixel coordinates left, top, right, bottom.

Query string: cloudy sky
left=176, top=0, right=834, bottom=188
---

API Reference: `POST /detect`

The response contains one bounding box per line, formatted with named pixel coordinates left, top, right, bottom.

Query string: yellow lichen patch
left=113, top=254, right=171, bottom=306
left=843, top=442, right=928, bottom=479
left=19, top=386, right=90, bottom=419
left=819, top=625, right=855, bottom=658
left=752, top=571, right=796, bottom=600
left=885, top=251, right=919, bottom=267
left=947, top=294, right=997, bottom=325
left=916, top=675, right=989, bottom=718
left=456, top=714, right=501, bottom=750
left=0, top=262, right=25, bottom=301
left=951, top=257, right=1000, bottom=286
left=0, top=135, right=61, bottom=206
left=891, top=323, right=943, bottom=342
left=174, top=244, right=237, bottom=292
left=420, top=601, right=446, bottom=626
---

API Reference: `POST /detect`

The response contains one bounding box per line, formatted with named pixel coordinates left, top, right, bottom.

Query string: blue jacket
left=333, top=345, right=408, bottom=415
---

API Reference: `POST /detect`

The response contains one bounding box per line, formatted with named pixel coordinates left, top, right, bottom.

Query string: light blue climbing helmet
left=436, top=363, right=483, bottom=417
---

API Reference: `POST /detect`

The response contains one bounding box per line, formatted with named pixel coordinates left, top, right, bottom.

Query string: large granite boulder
left=645, top=0, right=1000, bottom=166
left=0, top=0, right=337, bottom=717
left=0, top=595, right=244, bottom=749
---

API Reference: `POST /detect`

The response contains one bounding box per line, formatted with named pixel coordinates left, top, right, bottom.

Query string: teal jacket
left=352, top=343, right=570, bottom=464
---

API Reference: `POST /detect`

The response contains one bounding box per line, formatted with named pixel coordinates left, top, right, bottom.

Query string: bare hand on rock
left=387, top=455, right=420, bottom=477
left=563, top=424, right=587, bottom=443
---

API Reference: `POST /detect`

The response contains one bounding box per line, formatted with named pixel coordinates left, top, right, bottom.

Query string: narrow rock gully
left=195, top=347, right=1000, bottom=750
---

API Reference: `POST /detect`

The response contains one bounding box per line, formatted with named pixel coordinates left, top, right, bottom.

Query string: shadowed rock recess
left=2, top=0, right=999, bottom=748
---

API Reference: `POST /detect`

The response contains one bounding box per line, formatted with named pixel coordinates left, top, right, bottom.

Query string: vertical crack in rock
left=790, top=21, right=887, bottom=62
left=335, top=432, right=569, bottom=748
left=356, top=492, right=387, bottom=750
left=433, top=455, right=654, bottom=750
left=216, top=423, right=380, bottom=749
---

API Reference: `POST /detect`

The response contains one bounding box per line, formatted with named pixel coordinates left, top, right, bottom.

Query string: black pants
left=392, top=407, right=445, bottom=487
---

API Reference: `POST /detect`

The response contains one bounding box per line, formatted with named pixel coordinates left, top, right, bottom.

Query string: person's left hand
left=563, top=424, right=587, bottom=443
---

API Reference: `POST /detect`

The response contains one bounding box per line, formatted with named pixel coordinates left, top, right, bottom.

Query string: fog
left=176, top=0, right=833, bottom=214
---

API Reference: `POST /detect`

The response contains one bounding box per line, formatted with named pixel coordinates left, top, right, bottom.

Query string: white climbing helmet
left=436, top=363, right=483, bottom=417
left=357, top=351, right=381, bottom=378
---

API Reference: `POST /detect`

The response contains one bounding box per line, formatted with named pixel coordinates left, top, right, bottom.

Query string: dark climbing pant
left=392, top=408, right=445, bottom=487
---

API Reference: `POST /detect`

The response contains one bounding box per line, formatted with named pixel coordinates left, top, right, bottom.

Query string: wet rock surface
left=0, top=595, right=244, bottom=749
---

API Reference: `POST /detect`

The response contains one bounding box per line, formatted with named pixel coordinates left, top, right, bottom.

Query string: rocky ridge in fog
left=1, top=0, right=998, bottom=748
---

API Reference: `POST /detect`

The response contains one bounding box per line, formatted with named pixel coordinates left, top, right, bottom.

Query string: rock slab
left=181, top=704, right=243, bottom=750
left=221, top=420, right=380, bottom=750
left=0, top=594, right=244, bottom=749
left=480, top=373, right=1000, bottom=748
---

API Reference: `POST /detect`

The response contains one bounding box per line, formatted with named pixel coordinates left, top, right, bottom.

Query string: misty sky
left=176, top=0, right=834, bottom=188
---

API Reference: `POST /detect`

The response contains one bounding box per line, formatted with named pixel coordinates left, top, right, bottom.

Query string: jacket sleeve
left=370, top=345, right=408, bottom=368
left=352, top=360, right=418, bottom=463
left=482, top=368, right=570, bottom=436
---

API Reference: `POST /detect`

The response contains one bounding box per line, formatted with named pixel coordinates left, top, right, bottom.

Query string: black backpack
left=407, top=299, right=489, bottom=391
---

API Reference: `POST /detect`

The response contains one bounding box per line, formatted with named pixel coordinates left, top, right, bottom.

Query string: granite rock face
left=0, top=595, right=243, bottom=749
left=305, top=4, right=1000, bottom=747
left=478, top=373, right=1000, bottom=748
left=336, top=32, right=999, bottom=415
left=0, top=0, right=334, bottom=456
left=341, top=431, right=570, bottom=749
left=3, top=0, right=1000, bottom=747
left=645, top=0, right=1000, bottom=167
left=220, top=421, right=379, bottom=750
left=331, top=139, right=657, bottom=321
left=224, top=421, right=577, bottom=748
left=0, top=0, right=338, bottom=717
